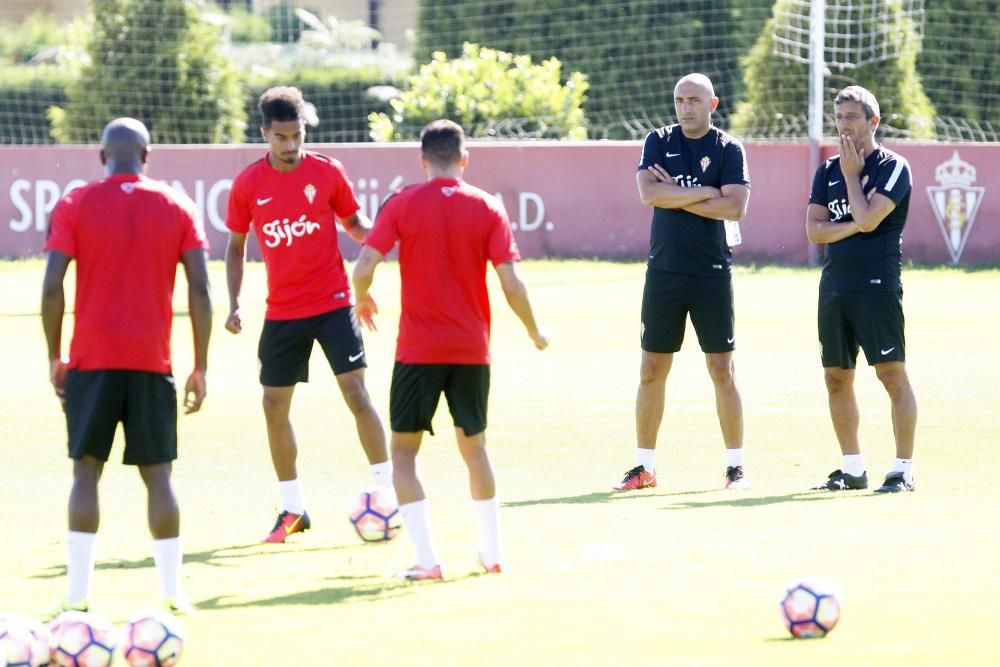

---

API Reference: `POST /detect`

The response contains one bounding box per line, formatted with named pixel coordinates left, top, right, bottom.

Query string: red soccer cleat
left=393, top=564, right=443, bottom=582
left=262, top=510, right=311, bottom=544
left=612, top=465, right=657, bottom=492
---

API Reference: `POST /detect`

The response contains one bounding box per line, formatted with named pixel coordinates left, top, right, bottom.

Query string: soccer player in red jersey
left=353, top=119, right=549, bottom=580
left=225, top=87, right=391, bottom=543
left=41, top=117, right=212, bottom=617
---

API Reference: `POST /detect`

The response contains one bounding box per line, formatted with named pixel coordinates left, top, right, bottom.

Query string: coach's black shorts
left=641, top=268, right=735, bottom=354
left=390, top=363, right=489, bottom=437
left=819, top=290, right=906, bottom=369
left=64, top=370, right=177, bottom=465
left=258, top=306, right=366, bottom=386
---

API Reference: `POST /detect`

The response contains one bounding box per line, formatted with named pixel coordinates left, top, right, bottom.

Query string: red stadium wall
left=1, top=142, right=996, bottom=264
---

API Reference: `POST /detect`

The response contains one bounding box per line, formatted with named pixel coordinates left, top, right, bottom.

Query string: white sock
left=725, top=448, right=744, bottom=468
left=279, top=479, right=306, bottom=515
left=473, top=497, right=503, bottom=568
left=892, top=458, right=914, bottom=484
left=152, top=537, right=183, bottom=601
left=66, top=531, right=96, bottom=604
left=635, top=448, right=656, bottom=474
left=399, top=500, right=439, bottom=569
left=842, top=454, right=865, bottom=477
left=370, top=461, right=393, bottom=491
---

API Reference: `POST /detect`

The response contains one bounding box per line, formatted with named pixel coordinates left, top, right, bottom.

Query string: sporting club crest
left=927, top=151, right=984, bottom=264
left=303, top=183, right=317, bottom=204
left=699, top=156, right=711, bottom=172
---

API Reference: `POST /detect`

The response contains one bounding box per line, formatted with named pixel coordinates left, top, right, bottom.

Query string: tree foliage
left=917, top=0, right=1000, bottom=135
left=416, top=0, right=771, bottom=138
left=730, top=0, right=935, bottom=139
left=369, top=42, right=588, bottom=141
left=49, top=0, right=245, bottom=144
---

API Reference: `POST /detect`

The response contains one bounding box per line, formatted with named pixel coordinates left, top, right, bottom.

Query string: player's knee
left=261, top=391, right=290, bottom=420
left=639, top=357, right=669, bottom=385
left=824, top=369, right=852, bottom=394
left=706, top=358, right=735, bottom=385
left=875, top=364, right=909, bottom=394
left=340, top=383, right=373, bottom=415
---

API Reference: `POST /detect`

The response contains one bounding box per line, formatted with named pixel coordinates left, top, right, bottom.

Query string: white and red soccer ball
left=49, top=611, right=116, bottom=667
left=120, top=609, right=184, bottom=667
left=780, top=577, right=841, bottom=638
left=0, top=613, right=53, bottom=667
left=349, top=488, right=402, bottom=542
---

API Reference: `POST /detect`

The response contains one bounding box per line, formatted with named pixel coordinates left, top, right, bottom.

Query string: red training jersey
left=227, top=150, right=361, bottom=320
left=365, top=177, right=520, bottom=364
left=45, top=174, right=208, bottom=373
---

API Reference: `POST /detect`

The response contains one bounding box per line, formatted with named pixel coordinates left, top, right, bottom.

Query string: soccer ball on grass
left=0, top=613, right=53, bottom=667
left=780, top=577, right=841, bottom=638
left=120, top=609, right=184, bottom=667
left=348, top=488, right=401, bottom=542
left=49, top=611, right=116, bottom=667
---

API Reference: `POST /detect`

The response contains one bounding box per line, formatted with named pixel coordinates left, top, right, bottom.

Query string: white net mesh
left=772, top=0, right=925, bottom=69
left=0, top=0, right=995, bottom=143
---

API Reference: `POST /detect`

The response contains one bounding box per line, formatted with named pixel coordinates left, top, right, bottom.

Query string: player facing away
left=41, top=118, right=212, bottom=618
left=805, top=86, right=918, bottom=494
left=352, top=119, right=549, bottom=581
left=615, top=73, right=751, bottom=492
left=225, top=86, right=391, bottom=543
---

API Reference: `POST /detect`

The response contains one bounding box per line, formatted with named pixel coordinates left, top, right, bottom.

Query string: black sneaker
left=725, top=466, right=750, bottom=489
left=873, top=471, right=915, bottom=493
left=812, top=469, right=868, bottom=491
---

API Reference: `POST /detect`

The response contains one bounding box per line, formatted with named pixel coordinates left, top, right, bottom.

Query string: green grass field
left=1, top=259, right=998, bottom=666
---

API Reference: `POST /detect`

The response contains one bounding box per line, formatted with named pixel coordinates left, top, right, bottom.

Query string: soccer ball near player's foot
left=121, top=609, right=184, bottom=667
left=780, top=578, right=841, bottom=638
left=50, top=611, right=116, bottom=667
left=349, top=488, right=402, bottom=542
left=0, top=613, right=53, bottom=667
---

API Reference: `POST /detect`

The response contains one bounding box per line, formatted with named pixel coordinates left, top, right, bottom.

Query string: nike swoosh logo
left=348, top=351, right=364, bottom=362
left=285, top=516, right=301, bottom=534
left=665, top=152, right=681, bottom=158
left=880, top=347, right=896, bottom=355
left=828, top=180, right=840, bottom=186
left=727, top=337, right=735, bottom=344
left=256, top=197, right=273, bottom=205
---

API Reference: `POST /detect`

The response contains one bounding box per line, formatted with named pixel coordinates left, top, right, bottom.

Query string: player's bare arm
left=41, top=250, right=72, bottom=405
left=181, top=247, right=212, bottom=414
left=351, top=245, right=383, bottom=331
left=224, top=232, right=247, bottom=334
left=838, top=135, right=897, bottom=232
left=637, top=167, right=719, bottom=209
left=681, top=183, right=750, bottom=220
left=805, top=203, right=861, bottom=244
left=494, top=261, right=549, bottom=350
left=341, top=212, right=373, bottom=243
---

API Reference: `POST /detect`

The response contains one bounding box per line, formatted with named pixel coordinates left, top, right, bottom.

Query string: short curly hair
left=258, top=86, right=319, bottom=127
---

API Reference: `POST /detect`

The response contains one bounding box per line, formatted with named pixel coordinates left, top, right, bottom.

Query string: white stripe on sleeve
left=884, top=158, right=906, bottom=192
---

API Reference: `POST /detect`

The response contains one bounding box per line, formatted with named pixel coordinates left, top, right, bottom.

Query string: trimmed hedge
left=0, top=66, right=71, bottom=144
left=0, top=63, right=395, bottom=145
left=242, top=67, right=398, bottom=143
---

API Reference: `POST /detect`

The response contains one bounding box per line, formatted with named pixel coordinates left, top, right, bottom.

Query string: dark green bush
left=49, top=0, right=246, bottom=144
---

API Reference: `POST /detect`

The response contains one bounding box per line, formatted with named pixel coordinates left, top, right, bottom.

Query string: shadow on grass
left=31, top=542, right=356, bottom=579
left=502, top=488, right=722, bottom=508
left=196, top=571, right=481, bottom=610
left=659, top=491, right=847, bottom=510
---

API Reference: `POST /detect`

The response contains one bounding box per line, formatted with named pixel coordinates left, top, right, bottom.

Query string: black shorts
left=389, top=363, right=489, bottom=437
left=641, top=268, right=735, bottom=354
left=819, top=290, right=906, bottom=369
left=258, top=306, right=366, bottom=386
left=64, top=370, right=177, bottom=465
